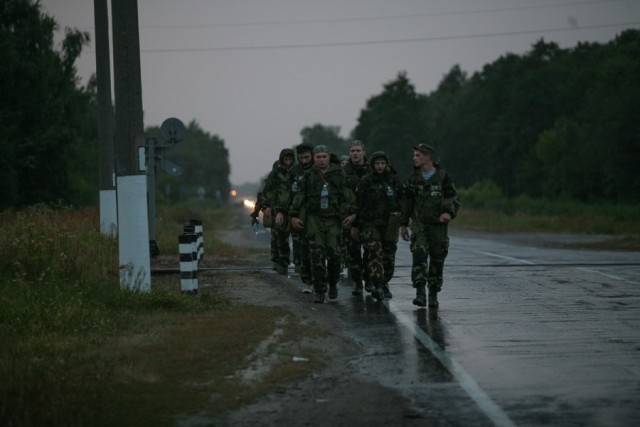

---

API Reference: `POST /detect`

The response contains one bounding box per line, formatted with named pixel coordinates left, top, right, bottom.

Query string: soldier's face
left=298, top=151, right=312, bottom=166
left=349, top=145, right=365, bottom=164
left=314, top=152, right=330, bottom=170
left=282, top=155, right=294, bottom=168
left=413, top=150, right=432, bottom=168
left=373, top=159, right=387, bottom=174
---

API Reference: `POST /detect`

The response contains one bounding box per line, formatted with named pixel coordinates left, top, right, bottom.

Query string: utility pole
left=94, top=0, right=117, bottom=236
left=111, top=0, right=151, bottom=291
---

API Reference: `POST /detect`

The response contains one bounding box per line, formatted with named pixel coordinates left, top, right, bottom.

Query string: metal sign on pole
left=146, top=117, right=186, bottom=258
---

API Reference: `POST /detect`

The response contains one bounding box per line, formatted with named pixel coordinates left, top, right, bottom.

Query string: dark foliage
left=352, top=30, right=640, bottom=201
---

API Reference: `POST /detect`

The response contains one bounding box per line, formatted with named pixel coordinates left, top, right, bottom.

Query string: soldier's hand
left=291, top=217, right=304, bottom=231
left=400, top=226, right=410, bottom=241
left=439, top=212, right=452, bottom=223
left=343, top=214, right=356, bottom=227
left=275, top=212, right=284, bottom=226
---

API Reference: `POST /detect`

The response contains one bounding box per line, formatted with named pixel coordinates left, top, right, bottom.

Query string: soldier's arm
left=275, top=177, right=293, bottom=215
left=441, top=174, right=460, bottom=220
left=261, top=172, right=278, bottom=214
left=288, top=175, right=306, bottom=219
left=400, top=181, right=414, bottom=227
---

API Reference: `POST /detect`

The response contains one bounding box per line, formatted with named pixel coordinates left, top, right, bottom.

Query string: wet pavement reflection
left=326, top=231, right=640, bottom=426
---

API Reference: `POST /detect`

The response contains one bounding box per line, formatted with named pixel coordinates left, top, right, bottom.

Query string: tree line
left=350, top=30, right=640, bottom=202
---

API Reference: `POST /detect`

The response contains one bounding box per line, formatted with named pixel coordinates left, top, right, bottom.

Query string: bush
left=457, top=180, right=506, bottom=209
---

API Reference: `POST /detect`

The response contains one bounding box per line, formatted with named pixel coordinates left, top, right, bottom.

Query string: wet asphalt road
left=323, top=230, right=640, bottom=426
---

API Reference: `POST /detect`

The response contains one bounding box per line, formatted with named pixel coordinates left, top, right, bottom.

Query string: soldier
left=262, top=148, right=295, bottom=275
left=352, top=151, right=402, bottom=300
left=250, top=184, right=277, bottom=271
left=289, top=142, right=315, bottom=292
left=290, top=145, right=356, bottom=303
left=342, top=140, right=372, bottom=296
left=400, top=144, right=460, bottom=308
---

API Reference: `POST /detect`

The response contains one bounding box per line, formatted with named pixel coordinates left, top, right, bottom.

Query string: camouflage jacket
left=401, top=167, right=459, bottom=226
left=288, top=161, right=313, bottom=208
left=355, top=169, right=403, bottom=228
left=342, top=160, right=371, bottom=191
left=262, top=166, right=294, bottom=214
left=290, top=163, right=356, bottom=219
left=262, top=149, right=295, bottom=214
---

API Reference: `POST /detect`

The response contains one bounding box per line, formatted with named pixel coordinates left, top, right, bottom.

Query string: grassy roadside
left=455, top=183, right=640, bottom=250
left=454, top=208, right=640, bottom=251
left=1, top=198, right=638, bottom=425
left=0, top=203, right=325, bottom=426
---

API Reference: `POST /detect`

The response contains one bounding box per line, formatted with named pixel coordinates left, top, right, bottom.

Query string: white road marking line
left=473, top=250, right=535, bottom=265
left=387, top=302, right=517, bottom=427
left=577, top=267, right=639, bottom=285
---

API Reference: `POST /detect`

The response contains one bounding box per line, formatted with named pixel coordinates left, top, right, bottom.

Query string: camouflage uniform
left=354, top=152, right=402, bottom=300
left=343, top=158, right=371, bottom=293
left=250, top=185, right=278, bottom=270
left=402, top=146, right=459, bottom=306
left=262, top=149, right=295, bottom=275
left=289, top=143, right=314, bottom=287
left=290, top=155, right=355, bottom=302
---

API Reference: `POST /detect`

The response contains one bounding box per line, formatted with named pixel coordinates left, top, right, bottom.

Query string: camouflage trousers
left=291, top=230, right=312, bottom=285
left=270, top=222, right=291, bottom=268
left=344, top=228, right=369, bottom=286
left=306, top=215, right=342, bottom=293
left=360, top=224, right=398, bottom=288
left=409, top=223, right=450, bottom=292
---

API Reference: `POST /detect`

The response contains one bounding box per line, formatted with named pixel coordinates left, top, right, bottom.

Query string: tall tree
left=300, top=124, right=346, bottom=156
left=152, top=121, right=231, bottom=203
left=0, top=0, right=93, bottom=208
left=352, top=72, right=424, bottom=179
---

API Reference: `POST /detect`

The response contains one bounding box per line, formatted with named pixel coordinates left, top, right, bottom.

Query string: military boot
left=328, top=283, right=338, bottom=300
left=277, top=263, right=288, bottom=275
left=364, top=281, right=373, bottom=293
left=352, top=281, right=363, bottom=296
left=428, top=289, right=439, bottom=308
left=382, top=283, right=393, bottom=299
left=314, top=291, right=326, bottom=304
left=371, top=285, right=384, bottom=301
left=412, top=285, right=427, bottom=307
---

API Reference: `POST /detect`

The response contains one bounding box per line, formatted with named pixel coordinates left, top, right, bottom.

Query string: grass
left=0, top=201, right=323, bottom=426
left=455, top=182, right=640, bottom=250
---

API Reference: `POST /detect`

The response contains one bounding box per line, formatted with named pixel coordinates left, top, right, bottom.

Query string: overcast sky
left=40, top=0, right=640, bottom=186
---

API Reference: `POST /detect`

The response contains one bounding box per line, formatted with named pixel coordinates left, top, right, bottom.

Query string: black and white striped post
left=179, top=232, right=198, bottom=294
left=184, top=219, right=203, bottom=262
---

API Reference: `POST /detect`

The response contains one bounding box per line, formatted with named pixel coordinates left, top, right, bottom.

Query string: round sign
left=160, top=117, right=186, bottom=144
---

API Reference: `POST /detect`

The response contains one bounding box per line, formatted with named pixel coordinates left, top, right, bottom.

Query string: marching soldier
left=342, top=140, right=372, bottom=295
left=352, top=151, right=402, bottom=300
left=401, top=144, right=460, bottom=308
left=289, top=142, right=315, bottom=292
left=262, top=148, right=295, bottom=275
left=290, top=145, right=356, bottom=303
